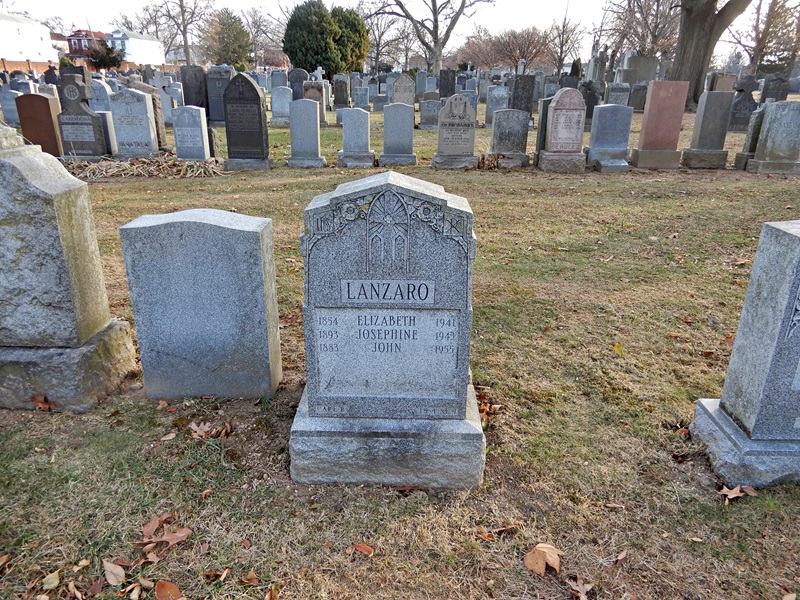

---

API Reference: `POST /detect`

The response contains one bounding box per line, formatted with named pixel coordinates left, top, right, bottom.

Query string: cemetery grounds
left=1, top=104, right=800, bottom=600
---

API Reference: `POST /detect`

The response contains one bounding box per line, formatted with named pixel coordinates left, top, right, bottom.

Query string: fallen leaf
left=68, top=581, right=84, bottom=600
left=42, top=570, right=60, bottom=590
left=142, top=513, right=172, bottom=538
left=742, top=485, right=759, bottom=496
left=0, top=553, right=10, bottom=568
left=605, top=503, right=625, bottom=510
left=167, top=406, right=178, bottom=413
left=87, top=578, right=104, bottom=596
left=701, top=350, right=716, bottom=358
left=718, top=485, right=746, bottom=504
left=137, top=577, right=154, bottom=590
left=323, top=541, right=333, bottom=549
left=523, top=543, right=564, bottom=577
left=242, top=538, right=251, bottom=549
left=666, top=332, right=685, bottom=339
left=102, top=559, right=125, bottom=586
left=202, top=488, right=213, bottom=500
left=782, top=594, right=796, bottom=600
left=354, top=543, right=374, bottom=557
left=129, top=584, right=141, bottom=600
left=688, top=537, right=703, bottom=543
left=668, top=232, right=678, bottom=239
left=614, top=550, right=629, bottom=567
left=154, top=580, right=181, bottom=600
left=203, top=567, right=232, bottom=582
left=157, top=400, right=168, bottom=410
left=613, top=342, right=624, bottom=357
left=34, top=596, right=49, bottom=600
left=113, top=558, right=132, bottom=567
left=31, top=395, right=55, bottom=411
left=476, top=532, right=496, bottom=543
left=144, top=552, right=162, bottom=564
left=238, top=569, right=259, bottom=586
left=160, top=432, right=176, bottom=441
left=567, top=575, right=595, bottom=600
left=265, top=583, right=280, bottom=600
left=724, top=335, right=736, bottom=346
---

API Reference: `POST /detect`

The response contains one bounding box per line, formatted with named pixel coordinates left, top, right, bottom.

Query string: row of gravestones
left=1, top=123, right=797, bottom=489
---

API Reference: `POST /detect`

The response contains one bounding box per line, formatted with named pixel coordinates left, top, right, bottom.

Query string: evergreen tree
left=331, top=7, right=369, bottom=72
left=282, top=0, right=344, bottom=75
left=204, top=9, right=252, bottom=67
left=86, top=40, right=124, bottom=69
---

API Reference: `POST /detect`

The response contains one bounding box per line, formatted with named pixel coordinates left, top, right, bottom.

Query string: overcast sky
left=19, top=0, right=746, bottom=61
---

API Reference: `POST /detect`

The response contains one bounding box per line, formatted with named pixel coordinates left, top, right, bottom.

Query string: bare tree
left=393, top=20, right=421, bottom=71
left=373, top=0, right=495, bottom=74
left=159, top=0, right=214, bottom=65
left=458, top=25, right=497, bottom=69
left=492, top=27, right=548, bottom=70
left=602, top=0, right=679, bottom=58
left=545, top=10, right=584, bottom=74
left=671, top=0, right=754, bottom=107
left=362, top=2, right=401, bottom=72
left=241, top=7, right=287, bottom=67
left=114, top=4, right=179, bottom=60
left=728, top=0, right=797, bottom=74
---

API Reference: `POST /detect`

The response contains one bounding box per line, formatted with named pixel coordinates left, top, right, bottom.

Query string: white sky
left=18, top=0, right=748, bottom=61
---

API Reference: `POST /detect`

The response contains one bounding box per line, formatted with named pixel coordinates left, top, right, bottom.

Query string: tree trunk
left=672, top=0, right=753, bottom=108
left=785, top=11, right=800, bottom=76
left=432, top=45, right=443, bottom=74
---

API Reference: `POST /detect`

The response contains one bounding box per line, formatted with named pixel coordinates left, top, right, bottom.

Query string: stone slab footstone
left=691, top=220, right=800, bottom=487
left=120, top=209, right=282, bottom=400
left=681, top=149, right=729, bottom=169
left=290, top=171, right=485, bottom=489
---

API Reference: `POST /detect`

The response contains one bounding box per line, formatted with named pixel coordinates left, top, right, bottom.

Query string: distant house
left=67, top=29, right=109, bottom=60
left=0, top=12, right=58, bottom=62
left=50, top=32, right=68, bottom=57
left=107, top=30, right=165, bottom=65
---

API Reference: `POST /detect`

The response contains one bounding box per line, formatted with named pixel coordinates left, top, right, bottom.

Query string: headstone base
left=0, top=319, right=135, bottom=412
left=223, top=158, right=273, bottom=171
left=379, top=153, right=417, bottom=167
left=629, top=148, right=681, bottom=170
left=585, top=147, right=630, bottom=173
left=289, top=386, right=486, bottom=489
left=537, top=150, right=586, bottom=174
left=372, top=98, right=389, bottom=112
left=681, top=148, right=728, bottom=169
left=691, top=398, right=800, bottom=487
left=733, top=152, right=753, bottom=171
left=337, top=151, right=376, bottom=168
left=270, top=117, right=290, bottom=128
left=432, top=154, right=479, bottom=169
left=288, top=157, right=328, bottom=168
left=746, top=159, right=800, bottom=175
left=418, top=123, right=438, bottom=130
left=488, top=152, right=529, bottom=168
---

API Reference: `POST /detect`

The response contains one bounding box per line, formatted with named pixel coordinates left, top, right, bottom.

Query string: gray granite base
left=537, top=150, right=586, bottom=174
left=488, top=152, right=530, bottom=168
left=269, top=117, right=290, bottom=128
left=681, top=148, right=728, bottom=169
left=691, top=398, right=800, bottom=487
left=337, top=151, right=376, bottom=168
left=432, top=154, right=479, bottom=169
left=379, top=153, right=417, bottom=167
left=585, top=147, right=630, bottom=173
left=289, top=385, right=486, bottom=489
left=0, top=319, right=136, bottom=412
left=733, top=152, right=753, bottom=171
left=418, top=124, right=438, bottom=130
left=288, top=157, right=328, bottom=168
left=223, top=158, right=273, bottom=171
left=60, top=155, right=108, bottom=163
left=746, top=159, right=800, bottom=174
left=629, top=148, right=681, bottom=169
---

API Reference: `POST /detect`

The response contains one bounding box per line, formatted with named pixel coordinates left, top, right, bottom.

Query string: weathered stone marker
left=0, top=125, right=135, bottom=410
left=692, top=220, right=800, bottom=487
left=681, top=90, right=733, bottom=169
left=432, top=94, right=478, bottom=169
left=629, top=80, right=689, bottom=169
left=538, top=87, right=586, bottom=173
left=120, top=209, right=282, bottom=400
left=290, top=172, right=485, bottom=489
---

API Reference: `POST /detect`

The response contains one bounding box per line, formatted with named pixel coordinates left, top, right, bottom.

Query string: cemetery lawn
left=3, top=112, right=800, bottom=600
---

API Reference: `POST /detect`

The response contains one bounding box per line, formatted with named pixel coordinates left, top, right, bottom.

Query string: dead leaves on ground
left=31, top=394, right=55, bottom=411
left=524, top=543, right=564, bottom=577
left=718, top=484, right=759, bottom=505
left=189, top=421, right=234, bottom=439
left=133, top=513, right=192, bottom=564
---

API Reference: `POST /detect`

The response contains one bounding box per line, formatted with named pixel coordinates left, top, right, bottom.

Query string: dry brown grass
left=1, top=104, right=800, bottom=600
